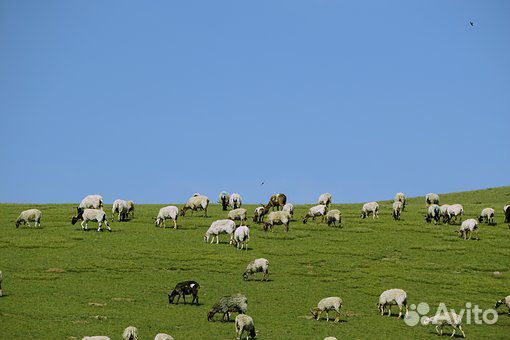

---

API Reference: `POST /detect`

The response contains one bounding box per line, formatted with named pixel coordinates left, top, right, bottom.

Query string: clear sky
left=0, top=1, right=508, bottom=204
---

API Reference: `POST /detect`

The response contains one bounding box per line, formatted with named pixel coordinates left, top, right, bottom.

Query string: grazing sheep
left=310, top=297, right=342, bottom=322
left=263, top=211, right=291, bottom=232
left=394, top=192, right=407, bottom=210
left=303, top=205, right=328, bottom=224
left=15, top=209, right=42, bottom=228
left=324, top=338, right=337, bottom=340
left=122, top=326, right=138, bottom=340
left=204, top=219, right=236, bottom=244
left=168, top=280, right=200, bottom=304
left=478, top=207, right=495, bottom=224
left=232, top=225, right=250, bottom=250
left=112, top=199, right=129, bottom=222
left=318, top=193, right=332, bottom=207
left=495, top=296, right=510, bottom=314
left=422, top=312, right=465, bottom=338
left=426, top=193, right=439, bottom=205
left=72, top=209, right=111, bottom=232
left=154, top=334, right=174, bottom=340
left=82, top=337, right=110, bottom=340
left=282, top=203, right=294, bottom=216
left=392, top=201, right=403, bottom=220
left=325, top=209, right=342, bottom=227
left=126, top=200, right=135, bottom=218
left=181, top=195, right=209, bottom=217
left=243, top=258, right=269, bottom=281
left=229, top=193, right=243, bottom=209
left=440, top=204, right=450, bottom=223
left=378, top=288, right=408, bottom=318
left=0, top=270, right=3, bottom=297
left=235, top=314, right=256, bottom=340
left=458, top=218, right=479, bottom=240
left=207, top=293, right=248, bottom=322
left=265, top=193, right=287, bottom=211
left=425, top=204, right=440, bottom=224
left=228, top=208, right=248, bottom=225
left=219, top=191, right=230, bottom=211
left=505, top=205, right=510, bottom=223
left=446, top=204, right=464, bottom=224
left=78, top=194, right=104, bottom=210
left=155, top=206, right=179, bottom=229
left=361, top=202, right=379, bottom=219
left=253, top=206, right=268, bottom=223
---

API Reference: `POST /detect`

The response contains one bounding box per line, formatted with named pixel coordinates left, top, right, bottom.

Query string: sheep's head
left=15, top=219, right=21, bottom=228
left=478, top=216, right=484, bottom=223
left=495, top=299, right=504, bottom=309
left=302, top=217, right=308, bottom=224
left=71, top=216, right=79, bottom=225
left=207, top=309, right=216, bottom=321
left=360, top=212, right=366, bottom=219
left=203, top=234, right=209, bottom=243
left=242, top=272, right=249, bottom=280
left=154, top=218, right=161, bottom=227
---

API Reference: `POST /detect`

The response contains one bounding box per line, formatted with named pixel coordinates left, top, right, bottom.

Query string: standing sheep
left=15, top=209, right=42, bottom=228
left=72, top=209, right=111, bottom=232
left=207, top=293, right=248, bottom=322
left=168, top=280, right=200, bottom=304
left=425, top=204, right=440, bottom=224
left=263, top=211, right=291, bottom=232
left=235, top=314, right=256, bottom=340
left=318, top=193, right=332, bottom=207
left=394, top=192, right=407, bottom=210
left=243, top=258, right=269, bottom=281
left=392, top=201, right=403, bottom=221
left=310, top=297, right=342, bottom=322
left=204, top=219, right=236, bottom=244
left=78, top=194, right=104, bottom=210
left=122, top=326, right=138, bottom=340
left=112, top=199, right=129, bottom=222
left=253, top=206, right=268, bottom=223
left=458, top=219, right=479, bottom=240
left=155, top=206, right=179, bottom=229
left=229, top=193, right=243, bottom=209
left=478, top=208, right=495, bottom=225
left=154, top=334, right=174, bottom=340
left=264, top=193, right=287, bottom=211
left=228, top=208, right=248, bottom=225
left=126, top=200, right=135, bottom=218
left=504, top=205, right=510, bottom=223
left=325, top=209, right=342, bottom=227
left=377, top=288, right=408, bottom=318
left=361, top=202, right=379, bottom=219
left=219, top=191, right=230, bottom=211
left=446, top=204, right=464, bottom=224
left=440, top=204, right=450, bottom=223
left=303, top=205, right=328, bottom=224
left=426, top=193, right=439, bottom=205
left=181, top=195, right=209, bottom=217
left=495, top=296, right=510, bottom=315
left=422, top=312, right=465, bottom=338
left=282, top=203, right=294, bottom=217
left=232, top=225, right=250, bottom=250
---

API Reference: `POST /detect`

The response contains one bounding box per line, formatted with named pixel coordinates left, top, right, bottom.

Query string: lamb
left=78, top=194, right=104, bottom=210
left=154, top=334, right=174, bottom=340
left=219, top=191, right=230, bottom=211
left=377, top=288, right=408, bottom=318
left=325, top=209, right=342, bottom=227
left=392, top=201, right=403, bottom=220
left=232, top=225, right=250, bottom=250
left=72, top=209, right=111, bottom=232
left=361, top=202, right=379, bottom=219
left=425, top=204, right=440, bottom=224
left=112, top=199, right=129, bottom=222
left=122, top=326, right=138, bottom=340
left=168, top=280, right=200, bottom=304
left=446, top=204, right=464, bottom=224
left=458, top=218, right=479, bottom=240
left=204, top=219, right=236, bottom=244
left=303, top=204, right=328, bottom=224
left=422, top=312, right=465, bottom=338
left=263, top=211, right=291, bottom=232
left=15, top=209, right=42, bottom=228
left=426, top=193, right=439, bottom=205
left=181, top=195, right=209, bottom=217
left=235, top=314, right=256, bottom=340
left=0, top=270, right=3, bottom=297
left=440, top=204, right=450, bottom=223
left=228, top=208, right=248, bottom=225
left=229, top=193, right=243, bottom=209
left=253, top=206, right=268, bottom=223
left=318, top=193, right=332, bottom=207
left=264, top=193, right=287, bottom=211
left=282, top=203, right=294, bottom=216
left=243, top=258, right=269, bottom=281
left=126, top=200, right=135, bottom=218
left=207, top=293, right=248, bottom=322
left=310, top=297, right=342, bottom=322
left=394, top=192, right=407, bottom=210
left=495, top=295, right=510, bottom=314
left=155, top=206, right=179, bottom=229
left=478, top=207, right=495, bottom=225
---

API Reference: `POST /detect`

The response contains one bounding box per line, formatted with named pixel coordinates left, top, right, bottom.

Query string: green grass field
left=1, top=187, right=509, bottom=339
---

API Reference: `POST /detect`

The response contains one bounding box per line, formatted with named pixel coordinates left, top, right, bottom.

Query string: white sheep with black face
left=181, top=195, right=209, bottom=217
left=361, top=202, right=379, bottom=219
left=79, top=194, right=104, bottom=210
left=282, top=203, right=294, bottom=216
left=303, top=204, right=328, bottom=224
left=72, top=209, right=111, bottom=232
left=219, top=191, right=230, bottom=211
left=264, top=211, right=291, bottom=232
left=204, top=219, right=236, bottom=244
left=112, top=199, right=129, bottom=222
left=394, top=192, right=407, bottom=210
left=318, top=193, right=332, bottom=207
left=235, top=314, right=256, bottom=340
left=243, top=258, right=269, bottom=281
left=495, top=296, right=510, bottom=315
left=310, top=297, right=342, bottom=322
left=122, top=326, right=138, bottom=340
left=446, top=204, right=464, bottom=224
left=228, top=208, right=248, bottom=225
left=425, top=204, right=440, bottom=224
left=377, top=288, right=408, bottom=318
left=478, top=207, right=495, bottom=224
left=154, top=334, right=174, bottom=340
left=425, top=193, right=439, bottom=205
left=155, top=206, right=179, bottom=229
left=229, top=193, right=243, bottom=209
left=392, top=201, right=403, bottom=220
left=325, top=209, right=341, bottom=227
left=458, top=218, right=479, bottom=240
left=232, top=225, right=250, bottom=250
left=15, top=209, right=42, bottom=228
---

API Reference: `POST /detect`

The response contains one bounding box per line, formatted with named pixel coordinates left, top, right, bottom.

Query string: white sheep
left=422, top=312, right=465, bottom=338
left=82, top=337, right=110, bottom=340
left=228, top=208, right=248, bottom=225
left=15, top=209, right=42, bottom=228
left=458, top=218, right=479, bottom=240
left=235, top=314, right=256, bottom=340
left=154, top=334, right=174, bottom=340
left=229, top=193, right=243, bottom=209
left=394, top=192, right=407, bottom=210
left=204, top=219, right=236, bottom=244
left=425, top=193, right=439, bottom=205
left=122, top=326, right=138, bottom=340
left=310, top=297, right=342, bottom=322
left=155, top=206, right=179, bottom=229
left=440, top=204, right=450, bottom=223
left=303, top=204, right=328, bottom=224
left=181, top=195, right=209, bottom=217
left=79, top=194, right=104, bottom=210
left=232, top=225, right=250, bottom=250
left=112, top=199, right=129, bottom=222
left=253, top=206, right=268, bottom=223
left=495, top=296, right=510, bottom=314
left=318, top=193, right=332, bottom=207
left=323, top=337, right=337, bottom=340
left=72, top=209, right=111, bottom=232
left=325, top=209, right=342, bottom=227
left=243, top=258, right=269, bottom=281
left=446, top=204, right=464, bottom=224
left=282, top=203, right=294, bottom=216
left=219, top=191, right=230, bottom=211
left=361, top=202, right=379, bottom=219
left=264, top=211, right=291, bottom=232
left=378, top=288, right=408, bottom=318
left=392, top=201, right=403, bottom=220
left=478, top=207, right=495, bottom=224
left=127, top=200, right=135, bottom=218
left=425, top=204, right=440, bottom=224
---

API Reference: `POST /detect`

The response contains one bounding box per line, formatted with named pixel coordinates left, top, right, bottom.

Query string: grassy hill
left=0, top=187, right=509, bottom=339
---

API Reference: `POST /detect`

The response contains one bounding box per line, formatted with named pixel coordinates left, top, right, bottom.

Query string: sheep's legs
left=81, top=221, right=88, bottom=230
left=435, top=325, right=440, bottom=335
left=335, top=310, right=341, bottom=322
left=216, top=235, right=219, bottom=244
left=450, top=327, right=456, bottom=338
left=326, top=311, right=330, bottom=321
left=173, top=219, right=177, bottom=229
left=458, top=325, right=465, bottom=338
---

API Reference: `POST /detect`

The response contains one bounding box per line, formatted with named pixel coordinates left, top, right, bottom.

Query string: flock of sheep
left=8, top=191, right=510, bottom=339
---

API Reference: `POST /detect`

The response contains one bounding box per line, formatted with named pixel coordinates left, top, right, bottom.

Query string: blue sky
left=0, top=1, right=508, bottom=204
